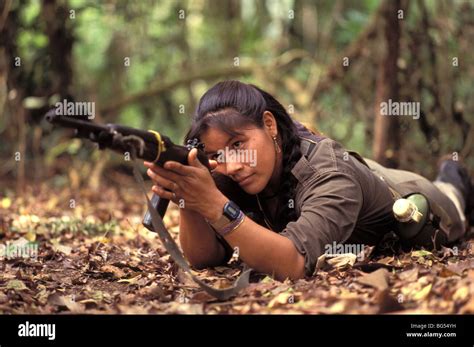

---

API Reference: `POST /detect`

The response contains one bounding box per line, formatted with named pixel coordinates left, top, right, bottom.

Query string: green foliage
left=5, top=0, right=474, bottom=177
left=10, top=215, right=120, bottom=236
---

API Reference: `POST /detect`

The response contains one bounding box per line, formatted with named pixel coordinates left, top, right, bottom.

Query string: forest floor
left=1, top=175, right=473, bottom=314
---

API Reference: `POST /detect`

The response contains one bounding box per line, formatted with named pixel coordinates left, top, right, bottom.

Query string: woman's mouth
left=237, top=174, right=254, bottom=186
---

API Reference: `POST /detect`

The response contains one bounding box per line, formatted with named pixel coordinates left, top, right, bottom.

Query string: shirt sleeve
left=279, top=170, right=363, bottom=276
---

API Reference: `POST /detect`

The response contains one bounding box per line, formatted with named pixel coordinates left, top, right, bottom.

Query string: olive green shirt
left=278, top=137, right=396, bottom=275
left=214, top=124, right=463, bottom=276
left=214, top=135, right=396, bottom=276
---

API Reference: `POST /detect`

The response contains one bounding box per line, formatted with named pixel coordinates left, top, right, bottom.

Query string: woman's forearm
left=179, top=208, right=227, bottom=268
left=179, top=197, right=305, bottom=280
left=223, top=216, right=306, bottom=281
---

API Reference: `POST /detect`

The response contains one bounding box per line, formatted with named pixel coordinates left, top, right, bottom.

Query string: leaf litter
left=1, top=181, right=473, bottom=314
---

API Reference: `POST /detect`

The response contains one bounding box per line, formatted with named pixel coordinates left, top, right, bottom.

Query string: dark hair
left=185, top=80, right=302, bottom=232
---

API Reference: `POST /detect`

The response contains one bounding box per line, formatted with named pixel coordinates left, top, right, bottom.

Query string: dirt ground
left=1, top=177, right=473, bottom=314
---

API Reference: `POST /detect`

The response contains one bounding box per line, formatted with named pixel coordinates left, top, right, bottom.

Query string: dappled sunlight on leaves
left=0, top=178, right=473, bottom=314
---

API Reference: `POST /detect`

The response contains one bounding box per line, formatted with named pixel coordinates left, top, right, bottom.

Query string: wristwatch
left=209, top=200, right=241, bottom=230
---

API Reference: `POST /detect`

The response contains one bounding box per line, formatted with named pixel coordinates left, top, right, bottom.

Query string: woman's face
left=200, top=112, right=281, bottom=195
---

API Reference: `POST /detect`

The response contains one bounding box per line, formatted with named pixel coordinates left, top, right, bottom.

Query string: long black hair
left=185, top=80, right=302, bottom=232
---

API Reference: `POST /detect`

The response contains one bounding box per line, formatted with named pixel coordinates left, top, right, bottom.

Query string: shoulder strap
left=130, top=149, right=251, bottom=301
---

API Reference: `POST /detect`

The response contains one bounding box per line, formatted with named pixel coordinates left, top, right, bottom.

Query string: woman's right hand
left=143, top=149, right=219, bottom=214
left=145, top=162, right=183, bottom=205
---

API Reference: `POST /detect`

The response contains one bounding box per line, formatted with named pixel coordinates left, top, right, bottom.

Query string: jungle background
left=0, top=0, right=473, bottom=314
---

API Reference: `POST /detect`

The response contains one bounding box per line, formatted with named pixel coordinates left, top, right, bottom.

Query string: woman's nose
left=225, top=160, right=244, bottom=176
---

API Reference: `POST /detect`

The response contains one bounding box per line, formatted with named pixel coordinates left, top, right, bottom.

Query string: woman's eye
left=232, top=141, right=242, bottom=149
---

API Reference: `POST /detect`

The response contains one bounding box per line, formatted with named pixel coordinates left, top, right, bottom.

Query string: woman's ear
left=263, top=111, right=277, bottom=136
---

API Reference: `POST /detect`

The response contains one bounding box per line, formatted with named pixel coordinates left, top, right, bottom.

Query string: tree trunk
left=41, top=0, right=74, bottom=98
left=372, top=0, right=402, bottom=168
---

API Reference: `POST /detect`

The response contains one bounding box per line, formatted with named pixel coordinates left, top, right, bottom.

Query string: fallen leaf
left=6, top=280, right=28, bottom=291
left=413, top=284, right=432, bottom=301
left=357, top=268, right=390, bottom=290
left=100, top=264, right=126, bottom=278
left=398, top=268, right=419, bottom=282
left=190, top=291, right=215, bottom=303
left=377, top=256, right=395, bottom=265
left=321, top=299, right=359, bottom=314
left=117, top=275, right=141, bottom=284
left=51, top=239, right=72, bottom=255
left=268, top=292, right=295, bottom=308
left=25, top=231, right=36, bottom=242
left=447, top=259, right=474, bottom=275
left=452, top=286, right=469, bottom=302
left=48, top=293, right=84, bottom=313
left=315, top=253, right=357, bottom=272
left=411, top=250, right=434, bottom=258
left=438, top=266, right=460, bottom=278
left=139, top=283, right=167, bottom=301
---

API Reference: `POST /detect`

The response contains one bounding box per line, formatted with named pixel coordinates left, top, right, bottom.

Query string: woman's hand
left=144, top=148, right=227, bottom=222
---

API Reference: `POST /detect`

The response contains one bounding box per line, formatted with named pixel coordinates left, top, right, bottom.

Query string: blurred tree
left=0, top=0, right=473, bottom=191
left=372, top=0, right=402, bottom=168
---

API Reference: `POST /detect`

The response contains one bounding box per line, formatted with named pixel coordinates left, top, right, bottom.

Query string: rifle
left=44, top=109, right=211, bottom=230
left=45, top=109, right=252, bottom=300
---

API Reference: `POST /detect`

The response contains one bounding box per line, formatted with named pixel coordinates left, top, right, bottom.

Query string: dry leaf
left=315, top=253, right=357, bottom=272
left=51, top=239, right=72, bottom=255
left=100, top=264, right=126, bottom=278
left=398, top=268, right=419, bottom=282
left=413, top=284, right=432, bottom=301
left=357, top=268, right=390, bottom=290
left=6, top=280, right=28, bottom=291
left=48, top=293, right=84, bottom=313
left=377, top=256, right=395, bottom=265
left=268, top=292, right=295, bottom=308
left=438, top=266, right=460, bottom=278
left=452, top=286, right=469, bottom=302
left=117, top=275, right=141, bottom=284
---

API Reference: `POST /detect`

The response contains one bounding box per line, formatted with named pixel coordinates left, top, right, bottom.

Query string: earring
left=272, top=136, right=281, bottom=153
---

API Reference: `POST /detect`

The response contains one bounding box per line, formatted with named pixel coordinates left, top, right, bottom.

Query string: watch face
left=224, top=201, right=240, bottom=220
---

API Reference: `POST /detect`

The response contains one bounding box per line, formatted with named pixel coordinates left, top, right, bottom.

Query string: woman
left=144, top=80, right=471, bottom=281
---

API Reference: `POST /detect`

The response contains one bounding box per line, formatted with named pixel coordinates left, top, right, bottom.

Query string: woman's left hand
left=144, top=148, right=227, bottom=222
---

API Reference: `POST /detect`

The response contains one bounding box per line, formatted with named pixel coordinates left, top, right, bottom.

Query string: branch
left=100, top=65, right=253, bottom=115
left=99, top=49, right=309, bottom=115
